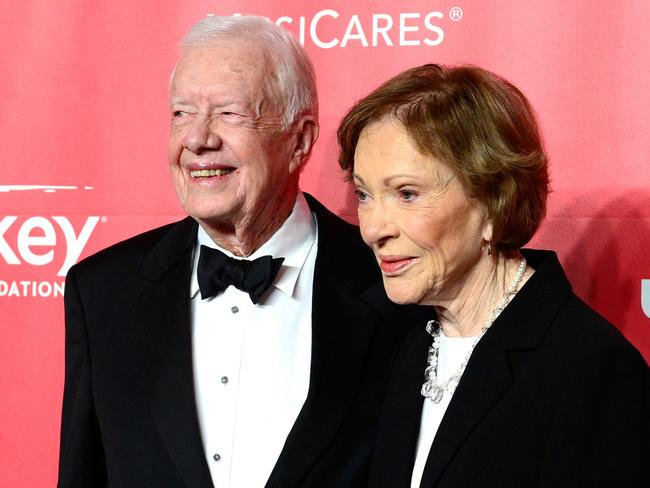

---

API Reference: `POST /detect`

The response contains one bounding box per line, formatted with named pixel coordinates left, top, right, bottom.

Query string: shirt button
left=221, top=376, right=229, bottom=384
left=213, top=453, right=221, bottom=462
left=231, top=306, right=239, bottom=313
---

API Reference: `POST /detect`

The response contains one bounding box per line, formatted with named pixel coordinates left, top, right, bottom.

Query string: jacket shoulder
left=305, top=193, right=379, bottom=283
left=69, top=217, right=195, bottom=278
left=550, top=293, right=647, bottom=367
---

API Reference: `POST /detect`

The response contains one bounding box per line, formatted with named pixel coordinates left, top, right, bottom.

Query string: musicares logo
left=225, top=7, right=466, bottom=48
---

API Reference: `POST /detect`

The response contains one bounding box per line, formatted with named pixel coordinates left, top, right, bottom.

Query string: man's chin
left=186, top=205, right=240, bottom=229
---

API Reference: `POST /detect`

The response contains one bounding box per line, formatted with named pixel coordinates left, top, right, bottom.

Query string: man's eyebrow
left=169, top=97, right=246, bottom=108
left=170, top=96, right=190, bottom=105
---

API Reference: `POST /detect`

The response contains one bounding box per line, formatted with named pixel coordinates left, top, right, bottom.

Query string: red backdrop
left=1, top=1, right=649, bottom=486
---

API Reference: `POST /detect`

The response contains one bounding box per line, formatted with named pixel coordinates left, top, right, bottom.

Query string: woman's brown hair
left=338, top=64, right=549, bottom=255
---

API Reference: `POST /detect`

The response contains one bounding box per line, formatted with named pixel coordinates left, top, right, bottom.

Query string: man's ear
left=289, top=116, right=319, bottom=173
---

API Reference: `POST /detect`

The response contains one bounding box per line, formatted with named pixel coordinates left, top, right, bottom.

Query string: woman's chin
left=385, top=286, right=422, bottom=306
left=383, top=280, right=436, bottom=307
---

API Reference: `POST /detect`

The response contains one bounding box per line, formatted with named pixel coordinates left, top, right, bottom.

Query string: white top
left=190, top=193, right=318, bottom=488
left=410, top=333, right=478, bottom=488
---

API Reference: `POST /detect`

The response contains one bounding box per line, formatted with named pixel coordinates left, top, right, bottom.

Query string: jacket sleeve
left=57, top=266, right=107, bottom=487
left=541, top=343, right=650, bottom=487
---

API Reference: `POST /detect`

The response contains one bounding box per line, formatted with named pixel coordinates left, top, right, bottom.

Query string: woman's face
left=353, top=119, right=491, bottom=306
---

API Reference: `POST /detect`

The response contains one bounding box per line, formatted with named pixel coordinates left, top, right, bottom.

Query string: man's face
left=168, top=40, right=301, bottom=234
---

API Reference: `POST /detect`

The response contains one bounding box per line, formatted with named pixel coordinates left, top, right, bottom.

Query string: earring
left=487, top=241, right=492, bottom=256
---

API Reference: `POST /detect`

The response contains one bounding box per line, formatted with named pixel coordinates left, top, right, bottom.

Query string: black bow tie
left=197, top=245, right=284, bottom=304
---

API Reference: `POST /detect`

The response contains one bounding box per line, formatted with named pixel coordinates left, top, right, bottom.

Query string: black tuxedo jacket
left=58, top=194, right=430, bottom=488
left=369, top=249, right=650, bottom=488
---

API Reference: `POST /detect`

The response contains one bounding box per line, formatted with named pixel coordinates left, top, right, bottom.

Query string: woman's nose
left=359, top=201, right=399, bottom=246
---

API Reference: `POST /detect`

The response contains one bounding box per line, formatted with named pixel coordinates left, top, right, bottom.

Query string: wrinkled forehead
left=171, top=38, right=277, bottom=92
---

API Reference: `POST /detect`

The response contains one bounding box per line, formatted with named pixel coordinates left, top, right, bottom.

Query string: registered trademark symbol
left=449, top=6, right=463, bottom=21
left=101, top=216, right=107, bottom=223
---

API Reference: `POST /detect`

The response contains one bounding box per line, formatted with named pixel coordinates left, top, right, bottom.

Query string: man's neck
left=197, top=192, right=299, bottom=257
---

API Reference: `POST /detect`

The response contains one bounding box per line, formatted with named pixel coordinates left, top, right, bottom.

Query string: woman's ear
left=481, top=210, right=493, bottom=243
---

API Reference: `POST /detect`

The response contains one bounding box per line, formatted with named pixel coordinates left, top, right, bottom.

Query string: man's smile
left=190, top=168, right=235, bottom=178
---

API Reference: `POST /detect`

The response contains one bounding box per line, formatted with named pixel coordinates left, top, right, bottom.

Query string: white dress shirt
left=410, top=333, right=477, bottom=488
left=190, top=193, right=318, bottom=488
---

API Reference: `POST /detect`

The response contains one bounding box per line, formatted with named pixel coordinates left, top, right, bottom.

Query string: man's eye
left=220, top=112, right=248, bottom=125
left=172, top=110, right=187, bottom=118
left=221, top=111, right=245, bottom=118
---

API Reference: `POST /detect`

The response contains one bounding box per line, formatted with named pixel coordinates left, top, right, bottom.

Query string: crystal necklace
left=421, top=256, right=527, bottom=404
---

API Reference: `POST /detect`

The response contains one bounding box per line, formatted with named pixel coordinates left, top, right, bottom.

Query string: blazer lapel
left=419, top=249, right=573, bottom=487
left=137, top=218, right=215, bottom=488
left=418, top=325, right=513, bottom=487
left=369, top=326, right=432, bottom=487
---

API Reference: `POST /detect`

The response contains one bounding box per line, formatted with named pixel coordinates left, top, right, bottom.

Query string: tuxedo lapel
left=266, top=194, right=383, bottom=487
left=136, top=218, right=214, bottom=488
left=266, top=270, right=380, bottom=487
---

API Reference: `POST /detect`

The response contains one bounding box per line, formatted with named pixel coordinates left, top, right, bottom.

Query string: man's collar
left=190, top=192, right=317, bottom=298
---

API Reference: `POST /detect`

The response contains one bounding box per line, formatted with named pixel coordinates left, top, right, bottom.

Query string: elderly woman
left=337, top=64, right=649, bottom=487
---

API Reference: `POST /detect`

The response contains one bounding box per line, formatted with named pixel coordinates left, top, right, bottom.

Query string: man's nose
left=183, top=114, right=222, bottom=153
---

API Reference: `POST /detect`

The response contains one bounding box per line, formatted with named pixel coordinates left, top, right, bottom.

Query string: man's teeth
left=190, top=168, right=234, bottom=178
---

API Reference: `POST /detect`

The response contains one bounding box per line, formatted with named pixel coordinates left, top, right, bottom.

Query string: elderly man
left=57, top=15, right=427, bottom=488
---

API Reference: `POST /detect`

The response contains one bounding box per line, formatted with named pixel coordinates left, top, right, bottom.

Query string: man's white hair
left=181, top=15, right=318, bottom=130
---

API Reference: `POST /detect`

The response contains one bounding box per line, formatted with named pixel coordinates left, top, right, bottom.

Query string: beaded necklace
left=421, top=257, right=527, bottom=403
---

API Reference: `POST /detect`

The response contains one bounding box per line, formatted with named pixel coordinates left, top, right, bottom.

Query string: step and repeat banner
left=1, top=1, right=649, bottom=485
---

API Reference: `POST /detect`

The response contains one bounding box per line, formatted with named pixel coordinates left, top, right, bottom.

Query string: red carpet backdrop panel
left=1, top=1, right=649, bottom=486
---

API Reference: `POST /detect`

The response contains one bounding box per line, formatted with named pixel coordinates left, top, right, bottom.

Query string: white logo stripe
left=0, top=185, right=94, bottom=193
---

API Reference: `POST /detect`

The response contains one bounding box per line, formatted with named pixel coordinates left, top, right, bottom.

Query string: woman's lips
left=378, top=255, right=417, bottom=275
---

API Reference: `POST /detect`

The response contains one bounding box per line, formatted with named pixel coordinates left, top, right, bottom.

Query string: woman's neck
left=434, top=253, right=530, bottom=337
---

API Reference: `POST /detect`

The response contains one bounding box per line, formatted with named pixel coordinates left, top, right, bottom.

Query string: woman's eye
left=355, top=189, right=370, bottom=202
left=399, top=189, right=417, bottom=201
